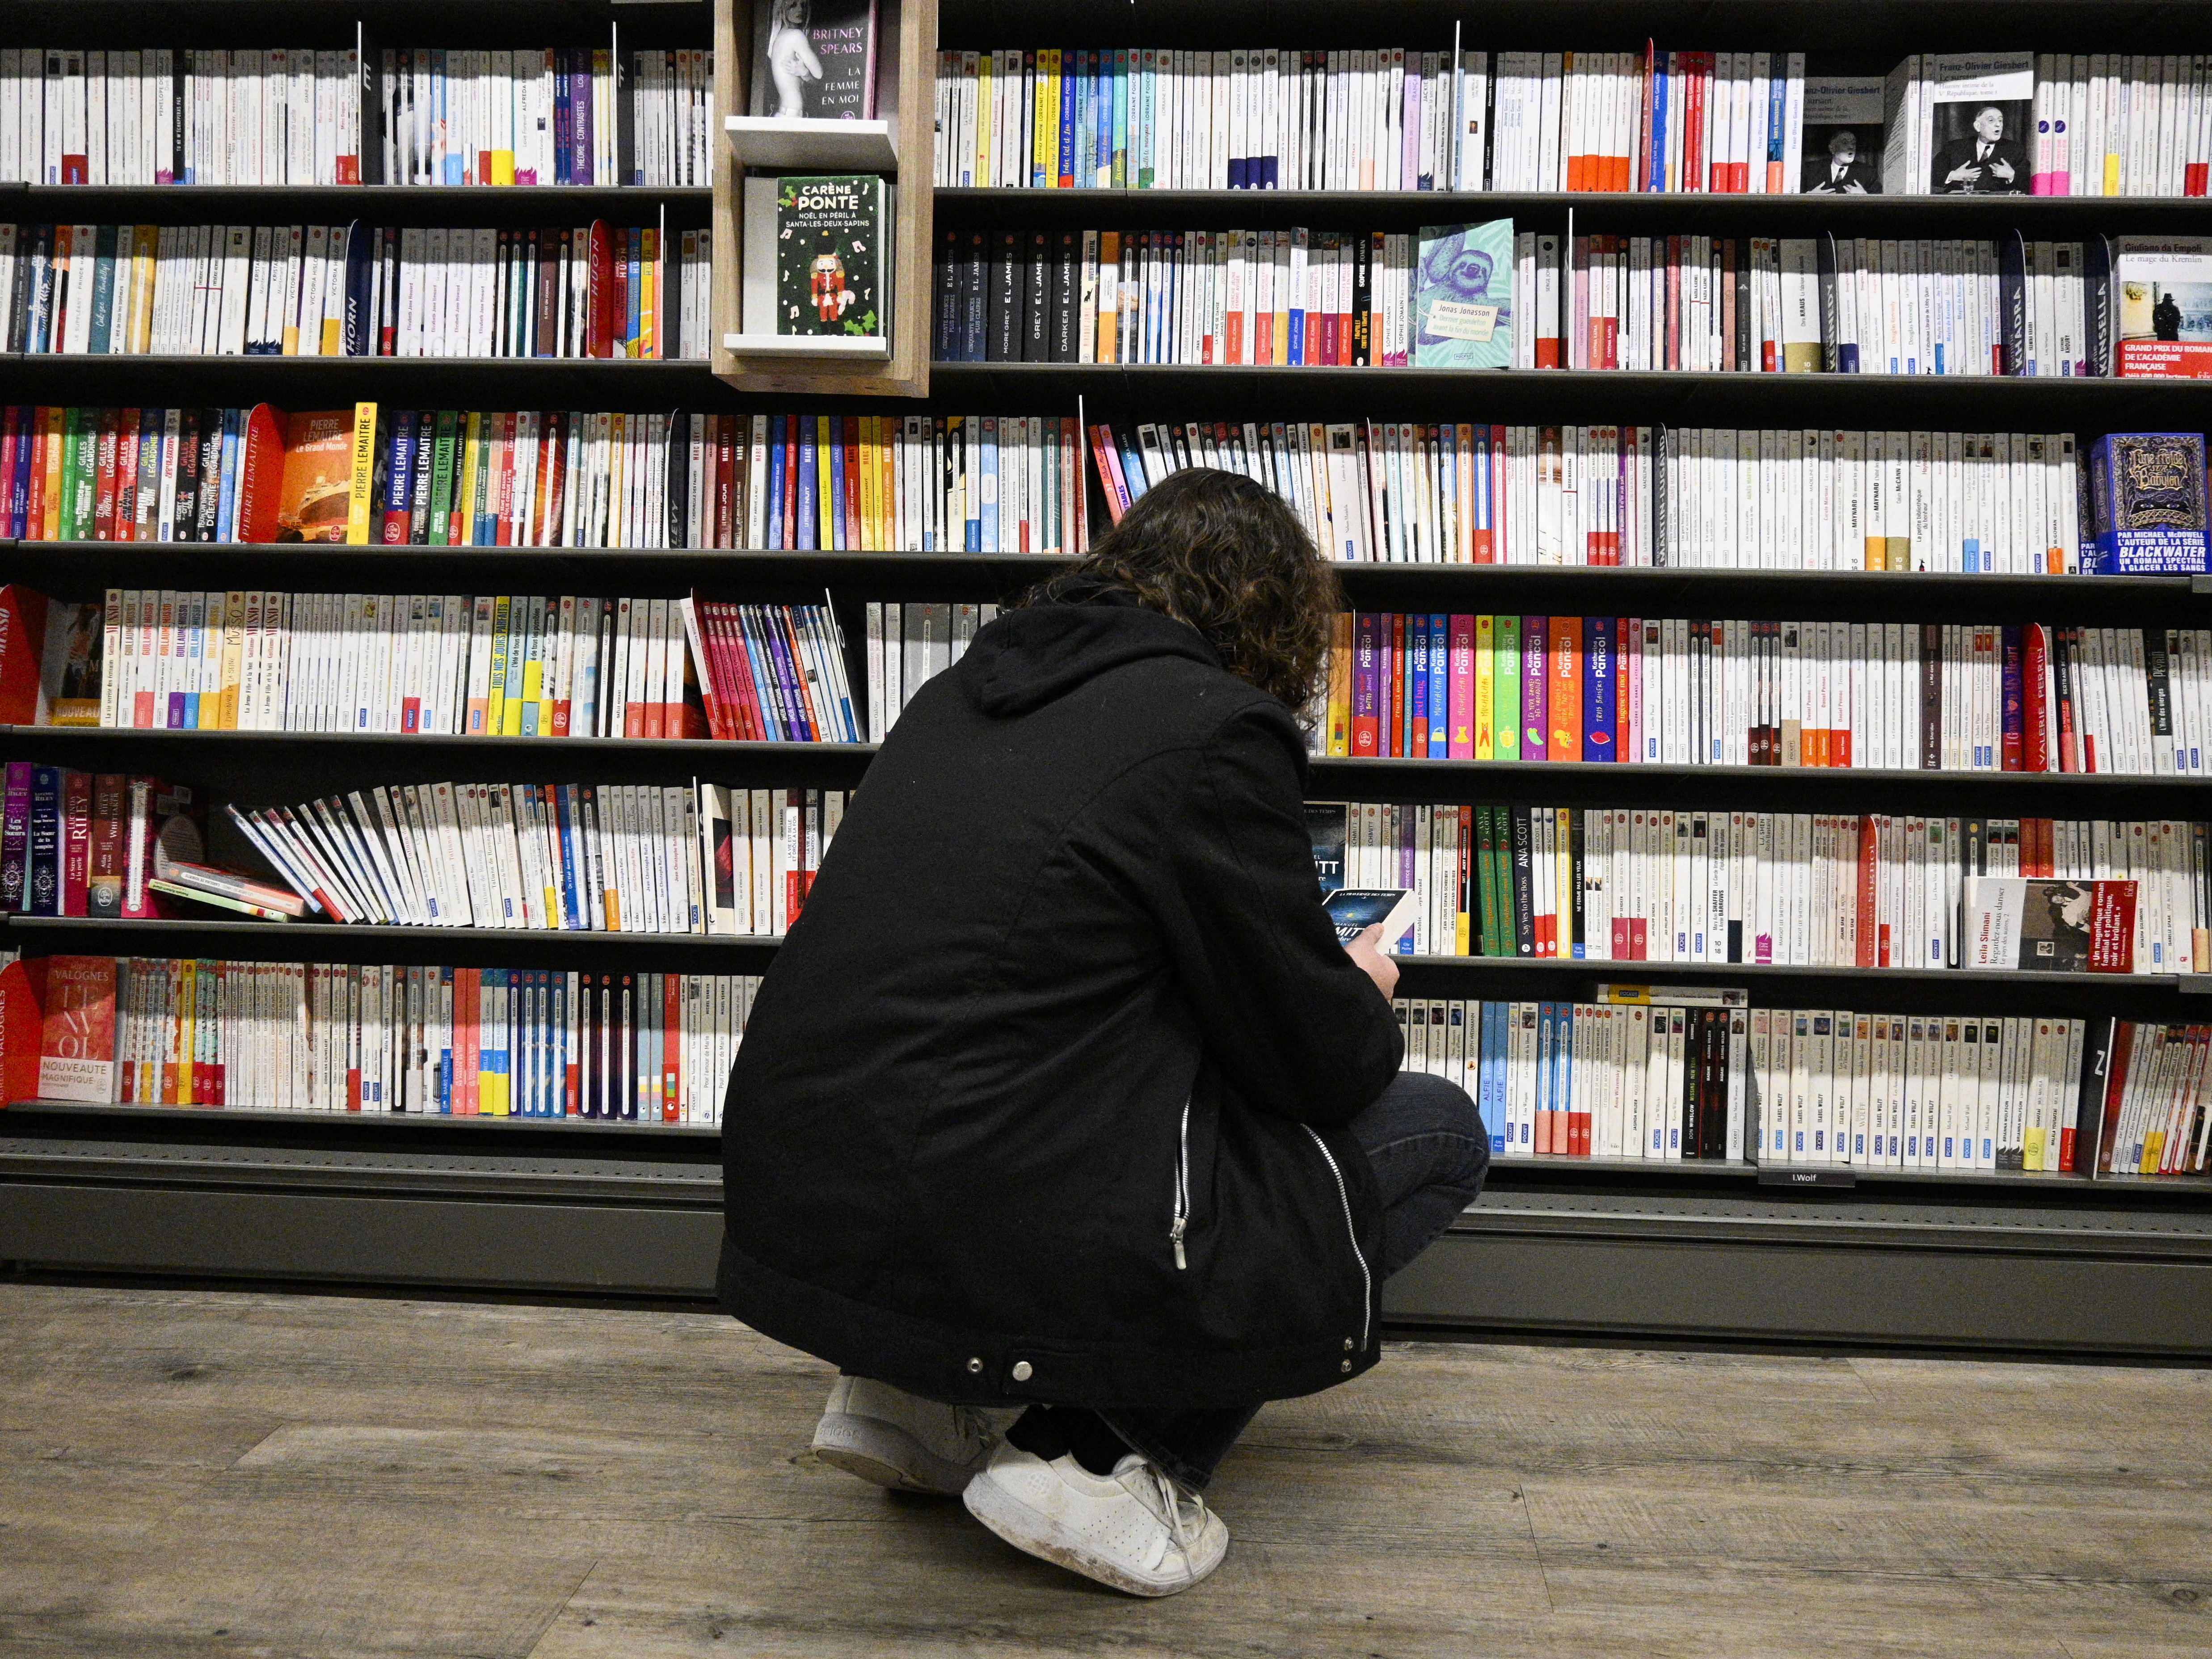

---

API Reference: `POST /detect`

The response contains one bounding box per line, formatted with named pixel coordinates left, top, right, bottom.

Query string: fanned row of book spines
left=1315, top=797, right=2201, bottom=973
left=1316, top=614, right=2212, bottom=778
left=0, top=221, right=697, bottom=362
left=222, top=779, right=849, bottom=937
left=2089, top=1018, right=2212, bottom=1176
left=681, top=599, right=862, bottom=746
left=52, top=954, right=755, bottom=1123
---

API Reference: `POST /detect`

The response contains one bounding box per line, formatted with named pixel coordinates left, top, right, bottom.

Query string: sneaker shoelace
left=1141, top=1464, right=1207, bottom=1583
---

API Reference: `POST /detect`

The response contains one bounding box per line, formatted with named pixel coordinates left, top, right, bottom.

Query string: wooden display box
left=712, top=0, right=934, bottom=398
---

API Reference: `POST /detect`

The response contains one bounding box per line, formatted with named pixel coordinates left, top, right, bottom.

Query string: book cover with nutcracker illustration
left=749, top=173, right=888, bottom=339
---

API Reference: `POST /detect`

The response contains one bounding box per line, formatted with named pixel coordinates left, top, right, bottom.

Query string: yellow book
left=1097, top=232, right=1121, bottom=361
left=512, top=614, right=541, bottom=738
left=816, top=414, right=835, bottom=546
left=974, top=53, right=993, bottom=183
left=640, top=228, right=658, bottom=359
left=1474, top=616, right=1495, bottom=758
left=217, top=591, right=247, bottom=728
left=1555, top=808, right=1576, bottom=948
left=1032, top=52, right=1054, bottom=185
left=502, top=599, right=531, bottom=737
left=1041, top=49, right=1063, bottom=185
left=344, top=402, right=379, bottom=544
left=485, top=595, right=512, bottom=736
left=2104, top=152, right=2121, bottom=196
left=1326, top=612, right=1352, bottom=754
left=41, top=406, right=64, bottom=539
left=130, top=226, right=159, bottom=352
left=493, top=145, right=516, bottom=187
left=175, top=960, right=197, bottom=1106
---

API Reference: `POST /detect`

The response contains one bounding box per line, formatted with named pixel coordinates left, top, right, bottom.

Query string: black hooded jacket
left=716, top=590, right=1403, bottom=1408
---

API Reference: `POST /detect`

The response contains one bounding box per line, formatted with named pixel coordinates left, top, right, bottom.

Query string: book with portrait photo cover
left=1922, top=54, right=2035, bottom=195
left=1799, top=80, right=1885, bottom=194
left=749, top=0, right=879, bottom=120
left=1963, top=877, right=2136, bottom=973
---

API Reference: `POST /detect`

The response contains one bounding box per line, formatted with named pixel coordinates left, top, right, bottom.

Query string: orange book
left=1549, top=616, right=1583, bottom=759
left=40, top=405, right=64, bottom=539
left=1857, top=817, right=1880, bottom=966
left=264, top=408, right=355, bottom=543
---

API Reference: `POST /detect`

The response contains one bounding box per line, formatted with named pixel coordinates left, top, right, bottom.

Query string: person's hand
left=1346, top=924, right=1399, bottom=999
left=1988, top=156, right=2015, bottom=181
left=1946, top=160, right=1980, bottom=184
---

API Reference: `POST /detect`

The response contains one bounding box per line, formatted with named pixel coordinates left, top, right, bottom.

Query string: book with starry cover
left=742, top=174, right=890, bottom=339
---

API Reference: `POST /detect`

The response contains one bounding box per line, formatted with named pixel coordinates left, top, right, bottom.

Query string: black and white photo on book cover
left=750, top=0, right=880, bottom=121
left=1800, top=80, right=1884, bottom=194
left=1926, top=54, right=2034, bottom=194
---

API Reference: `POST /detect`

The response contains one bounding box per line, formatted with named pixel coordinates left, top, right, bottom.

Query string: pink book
left=1618, top=617, right=1638, bottom=763
left=1521, top=619, right=1549, bottom=760
left=1448, top=615, right=1475, bottom=758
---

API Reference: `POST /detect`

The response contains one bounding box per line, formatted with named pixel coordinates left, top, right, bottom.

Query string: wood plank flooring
left=0, top=1282, right=2205, bottom=1658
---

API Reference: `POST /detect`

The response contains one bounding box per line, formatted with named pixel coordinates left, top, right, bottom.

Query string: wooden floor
left=0, top=1284, right=2206, bottom=1659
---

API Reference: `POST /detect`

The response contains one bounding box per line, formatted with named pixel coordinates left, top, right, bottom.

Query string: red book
left=0, top=585, right=51, bottom=723
left=586, top=220, right=615, bottom=357
left=1856, top=816, right=1879, bottom=967
left=710, top=602, right=768, bottom=741
left=1351, top=612, right=1381, bottom=757
left=715, top=416, right=738, bottom=545
left=2022, top=623, right=2052, bottom=772
left=661, top=973, right=682, bottom=1121
left=2095, top=1021, right=2136, bottom=1172
left=232, top=404, right=289, bottom=545
left=2089, top=883, right=2137, bottom=973
left=92, top=408, right=118, bottom=539
left=1389, top=614, right=1407, bottom=757
left=59, top=769, right=90, bottom=917
left=457, top=968, right=480, bottom=1116
left=842, top=415, right=864, bottom=547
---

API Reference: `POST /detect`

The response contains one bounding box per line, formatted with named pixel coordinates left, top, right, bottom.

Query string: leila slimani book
left=742, top=173, right=891, bottom=338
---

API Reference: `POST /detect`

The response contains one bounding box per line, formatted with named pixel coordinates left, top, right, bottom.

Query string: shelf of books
left=2, top=0, right=2211, bottom=1355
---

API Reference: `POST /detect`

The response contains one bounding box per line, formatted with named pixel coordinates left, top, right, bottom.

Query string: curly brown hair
left=1024, top=467, right=1342, bottom=712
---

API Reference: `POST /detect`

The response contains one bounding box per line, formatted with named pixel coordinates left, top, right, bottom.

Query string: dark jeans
left=1024, top=1069, right=1488, bottom=1491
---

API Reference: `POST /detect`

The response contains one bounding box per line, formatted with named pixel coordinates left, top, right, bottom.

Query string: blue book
left=554, top=786, right=583, bottom=929
left=1481, top=1002, right=1505, bottom=1155
left=1428, top=612, right=1450, bottom=752
left=1408, top=617, right=1428, bottom=754
left=552, top=971, right=569, bottom=1118
left=1056, top=53, right=1077, bottom=186
left=1649, top=57, right=1670, bottom=190
left=215, top=408, right=242, bottom=542
left=1533, top=1002, right=1556, bottom=1144
left=1111, top=51, right=1129, bottom=187
left=796, top=421, right=818, bottom=550
left=438, top=968, right=455, bottom=1113
left=766, top=417, right=788, bottom=547
left=1584, top=615, right=1617, bottom=760
left=828, top=418, right=847, bottom=549
left=626, top=229, right=642, bottom=353
left=980, top=418, right=999, bottom=551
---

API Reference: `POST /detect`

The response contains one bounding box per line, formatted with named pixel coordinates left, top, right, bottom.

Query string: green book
left=1413, top=218, right=1514, bottom=370
left=427, top=411, right=457, bottom=545
left=1474, top=804, right=1503, bottom=958
left=1493, top=614, right=1521, bottom=763
left=746, top=174, right=888, bottom=338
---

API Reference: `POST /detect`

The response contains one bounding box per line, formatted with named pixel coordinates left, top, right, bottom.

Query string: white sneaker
left=810, top=1375, right=999, bottom=1496
left=963, top=1443, right=1229, bottom=1596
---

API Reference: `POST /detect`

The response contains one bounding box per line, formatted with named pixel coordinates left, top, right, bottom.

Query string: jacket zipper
left=1303, top=1124, right=1373, bottom=1353
left=1169, top=1099, right=1191, bottom=1269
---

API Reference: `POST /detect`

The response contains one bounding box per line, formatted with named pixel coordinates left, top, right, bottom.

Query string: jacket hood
left=966, top=588, right=1221, bottom=716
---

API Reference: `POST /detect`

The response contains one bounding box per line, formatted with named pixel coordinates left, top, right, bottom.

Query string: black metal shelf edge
left=0, top=728, right=878, bottom=761
left=9, top=544, right=2203, bottom=620
left=8, top=917, right=2204, bottom=996
left=4, top=1099, right=717, bottom=1137
left=933, top=362, right=2208, bottom=394
left=3, top=916, right=786, bottom=962
left=933, top=185, right=2212, bottom=225
left=19, top=727, right=2210, bottom=811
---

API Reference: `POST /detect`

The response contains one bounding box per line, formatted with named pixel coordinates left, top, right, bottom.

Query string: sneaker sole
left=962, top=1469, right=1222, bottom=1597
left=811, top=1412, right=979, bottom=1497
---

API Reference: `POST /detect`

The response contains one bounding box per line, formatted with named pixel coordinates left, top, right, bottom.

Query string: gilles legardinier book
left=742, top=174, right=890, bottom=339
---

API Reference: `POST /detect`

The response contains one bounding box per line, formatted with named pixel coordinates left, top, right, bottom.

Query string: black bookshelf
left=4, top=0, right=2212, bottom=1358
